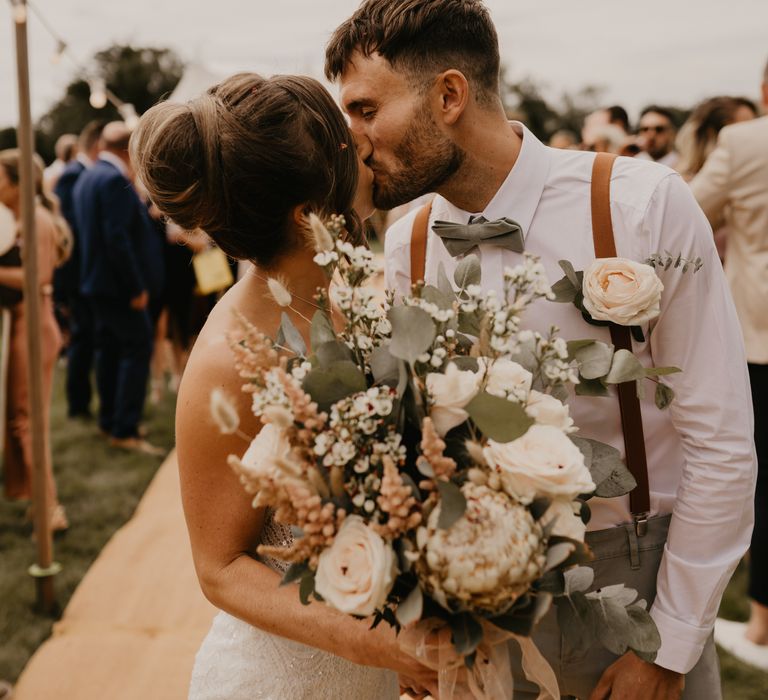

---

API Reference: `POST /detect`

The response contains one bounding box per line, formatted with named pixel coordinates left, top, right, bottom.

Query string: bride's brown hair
left=130, top=73, right=360, bottom=266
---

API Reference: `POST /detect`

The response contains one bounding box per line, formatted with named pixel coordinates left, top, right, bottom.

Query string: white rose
left=483, top=425, right=595, bottom=504
left=240, top=424, right=291, bottom=478
left=526, top=390, right=576, bottom=433
left=315, top=515, right=397, bottom=616
left=582, top=257, right=664, bottom=326
left=426, top=362, right=482, bottom=436
left=485, top=359, right=533, bottom=401
left=541, top=499, right=586, bottom=542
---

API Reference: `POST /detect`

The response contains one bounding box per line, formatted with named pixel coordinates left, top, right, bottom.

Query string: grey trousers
left=509, top=515, right=721, bottom=699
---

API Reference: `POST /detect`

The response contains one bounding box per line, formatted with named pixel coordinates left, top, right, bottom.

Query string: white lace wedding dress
left=188, top=510, right=400, bottom=699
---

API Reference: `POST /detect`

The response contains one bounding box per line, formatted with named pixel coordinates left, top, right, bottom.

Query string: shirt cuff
left=649, top=604, right=710, bottom=674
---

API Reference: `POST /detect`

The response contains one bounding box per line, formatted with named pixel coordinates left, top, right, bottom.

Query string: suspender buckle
left=633, top=512, right=649, bottom=537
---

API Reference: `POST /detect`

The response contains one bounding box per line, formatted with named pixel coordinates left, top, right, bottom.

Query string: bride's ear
left=290, top=203, right=312, bottom=229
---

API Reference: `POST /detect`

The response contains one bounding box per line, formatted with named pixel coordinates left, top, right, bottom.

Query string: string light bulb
left=118, top=103, right=140, bottom=131
left=13, top=1, right=28, bottom=24
left=51, top=39, right=67, bottom=65
left=89, top=79, right=108, bottom=109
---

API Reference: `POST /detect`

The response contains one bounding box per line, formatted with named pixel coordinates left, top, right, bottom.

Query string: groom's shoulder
left=384, top=206, right=422, bottom=257
left=547, top=148, right=679, bottom=215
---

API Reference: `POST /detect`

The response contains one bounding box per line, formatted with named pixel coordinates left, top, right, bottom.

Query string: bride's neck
left=250, top=246, right=328, bottom=316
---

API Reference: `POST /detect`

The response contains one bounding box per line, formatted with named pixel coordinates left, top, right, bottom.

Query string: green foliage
left=436, top=480, right=467, bottom=530
left=395, top=585, right=424, bottom=627
left=30, top=45, right=183, bottom=163
left=387, top=306, right=436, bottom=365
left=465, top=392, right=534, bottom=443
left=302, top=361, right=367, bottom=412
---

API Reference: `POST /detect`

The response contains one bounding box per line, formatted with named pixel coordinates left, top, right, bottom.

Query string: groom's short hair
left=325, top=0, right=500, bottom=104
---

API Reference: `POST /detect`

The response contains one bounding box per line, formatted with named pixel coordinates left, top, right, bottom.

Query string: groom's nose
left=353, top=132, right=373, bottom=162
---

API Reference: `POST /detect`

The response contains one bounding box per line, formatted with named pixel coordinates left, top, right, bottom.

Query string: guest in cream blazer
left=691, top=60, right=768, bottom=670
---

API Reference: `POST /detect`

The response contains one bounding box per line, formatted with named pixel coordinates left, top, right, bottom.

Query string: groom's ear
left=434, top=69, right=470, bottom=127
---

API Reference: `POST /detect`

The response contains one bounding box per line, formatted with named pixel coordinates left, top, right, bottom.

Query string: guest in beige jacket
left=691, top=60, right=768, bottom=670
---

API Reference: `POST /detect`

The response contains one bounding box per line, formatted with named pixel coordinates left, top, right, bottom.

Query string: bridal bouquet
left=213, top=214, right=683, bottom=699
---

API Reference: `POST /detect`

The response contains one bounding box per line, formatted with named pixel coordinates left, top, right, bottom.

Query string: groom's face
left=340, top=52, right=463, bottom=210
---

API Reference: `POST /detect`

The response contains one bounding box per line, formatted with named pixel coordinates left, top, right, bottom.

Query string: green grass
left=0, top=365, right=176, bottom=684
left=0, top=365, right=766, bottom=695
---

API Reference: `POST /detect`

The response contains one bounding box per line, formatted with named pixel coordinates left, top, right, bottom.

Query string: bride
left=129, top=73, right=438, bottom=699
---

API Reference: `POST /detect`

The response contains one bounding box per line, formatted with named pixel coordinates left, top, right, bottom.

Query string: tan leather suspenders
left=409, top=155, right=651, bottom=534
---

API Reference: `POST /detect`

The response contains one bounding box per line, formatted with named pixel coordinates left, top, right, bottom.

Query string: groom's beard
left=370, top=105, right=464, bottom=210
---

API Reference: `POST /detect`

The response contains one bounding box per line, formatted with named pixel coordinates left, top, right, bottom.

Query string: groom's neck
left=438, top=114, right=522, bottom=213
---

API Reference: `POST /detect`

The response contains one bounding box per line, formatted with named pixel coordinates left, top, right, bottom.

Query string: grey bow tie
left=432, top=216, right=525, bottom=256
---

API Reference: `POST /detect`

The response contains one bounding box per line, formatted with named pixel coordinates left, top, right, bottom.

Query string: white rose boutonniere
left=426, top=362, right=482, bottom=436
left=582, top=258, right=663, bottom=326
left=483, top=424, right=595, bottom=504
left=315, top=515, right=397, bottom=616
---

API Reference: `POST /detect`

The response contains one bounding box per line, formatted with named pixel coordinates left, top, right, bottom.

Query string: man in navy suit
left=54, top=120, right=104, bottom=419
left=73, top=121, right=163, bottom=455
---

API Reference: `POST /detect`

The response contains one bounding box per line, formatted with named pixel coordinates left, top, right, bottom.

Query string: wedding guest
left=326, top=2, right=756, bottom=696
left=43, top=133, right=78, bottom=191
left=548, top=129, right=578, bottom=149
left=73, top=122, right=163, bottom=455
left=691, top=59, right=768, bottom=672
left=0, top=149, right=71, bottom=530
left=637, top=105, right=679, bottom=168
left=53, top=120, right=105, bottom=418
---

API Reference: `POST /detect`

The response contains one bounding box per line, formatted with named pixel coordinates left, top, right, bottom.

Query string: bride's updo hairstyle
left=130, top=73, right=360, bottom=267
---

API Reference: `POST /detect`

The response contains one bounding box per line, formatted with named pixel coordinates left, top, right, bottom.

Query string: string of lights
left=14, top=0, right=139, bottom=127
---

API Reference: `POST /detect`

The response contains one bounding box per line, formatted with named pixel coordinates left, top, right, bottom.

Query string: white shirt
left=385, top=122, right=756, bottom=674
left=637, top=149, right=680, bottom=169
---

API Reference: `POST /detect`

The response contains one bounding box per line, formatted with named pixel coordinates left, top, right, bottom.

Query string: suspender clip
left=633, top=512, right=649, bottom=537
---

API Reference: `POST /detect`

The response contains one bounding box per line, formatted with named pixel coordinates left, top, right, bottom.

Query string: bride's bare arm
left=176, top=335, right=437, bottom=690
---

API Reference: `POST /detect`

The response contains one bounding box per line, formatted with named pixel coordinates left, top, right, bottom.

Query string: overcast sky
left=1, top=0, right=767, bottom=128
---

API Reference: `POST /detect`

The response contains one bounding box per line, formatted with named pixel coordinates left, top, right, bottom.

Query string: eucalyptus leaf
left=593, top=462, right=637, bottom=499
left=449, top=612, right=484, bottom=656
left=558, top=259, right=581, bottom=288
left=454, top=255, right=482, bottom=290
left=551, top=275, right=578, bottom=303
left=626, top=605, right=662, bottom=655
left=530, top=497, right=552, bottom=521
left=437, top=262, right=455, bottom=297
left=416, top=457, right=435, bottom=478
left=310, top=310, right=336, bottom=350
left=395, top=586, right=424, bottom=627
left=644, top=366, right=682, bottom=377
left=536, top=570, right=566, bottom=596
left=370, top=344, right=400, bottom=386
left=280, top=312, right=307, bottom=357
left=551, top=383, right=570, bottom=403
left=465, top=392, right=534, bottom=443
left=570, top=341, right=614, bottom=380
left=280, top=561, right=310, bottom=587
left=299, top=573, right=315, bottom=606
left=574, top=378, right=610, bottom=397
left=302, top=361, right=367, bottom=412
left=315, top=340, right=354, bottom=367
left=422, top=285, right=454, bottom=311
left=458, top=310, right=482, bottom=337
left=571, top=437, right=622, bottom=489
left=450, top=356, right=479, bottom=373
left=437, top=480, right=467, bottom=530
left=545, top=542, right=575, bottom=571
left=655, top=382, right=675, bottom=410
left=605, top=349, right=646, bottom=384
left=556, top=592, right=596, bottom=652
left=563, top=566, right=595, bottom=595
left=590, top=597, right=633, bottom=656
left=388, top=306, right=436, bottom=364
left=533, top=592, right=554, bottom=624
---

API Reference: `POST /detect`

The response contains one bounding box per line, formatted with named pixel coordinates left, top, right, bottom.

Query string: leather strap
left=410, top=202, right=432, bottom=284
left=591, top=153, right=651, bottom=529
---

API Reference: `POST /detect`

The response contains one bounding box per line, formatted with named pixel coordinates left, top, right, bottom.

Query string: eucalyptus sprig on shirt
left=550, top=255, right=702, bottom=408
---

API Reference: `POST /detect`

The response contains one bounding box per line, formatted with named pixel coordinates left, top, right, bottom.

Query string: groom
left=326, top=1, right=756, bottom=698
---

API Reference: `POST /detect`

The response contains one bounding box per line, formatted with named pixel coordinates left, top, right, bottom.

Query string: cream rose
left=525, top=390, right=576, bottom=433
left=582, top=257, right=663, bottom=326
left=239, top=424, right=291, bottom=479
left=426, top=362, right=482, bottom=436
left=541, top=499, right=587, bottom=542
left=485, top=359, right=533, bottom=402
left=483, top=425, right=595, bottom=504
left=315, top=515, right=397, bottom=616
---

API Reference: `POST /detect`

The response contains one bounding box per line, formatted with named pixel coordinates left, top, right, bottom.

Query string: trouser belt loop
left=625, top=521, right=641, bottom=570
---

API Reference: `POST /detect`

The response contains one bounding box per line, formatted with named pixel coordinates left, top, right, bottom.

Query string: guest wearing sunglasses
left=637, top=105, right=680, bottom=168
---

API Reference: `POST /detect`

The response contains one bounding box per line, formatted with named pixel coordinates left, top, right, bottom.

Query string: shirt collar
left=435, top=121, right=552, bottom=240
left=77, top=153, right=93, bottom=168
left=98, top=151, right=128, bottom=177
